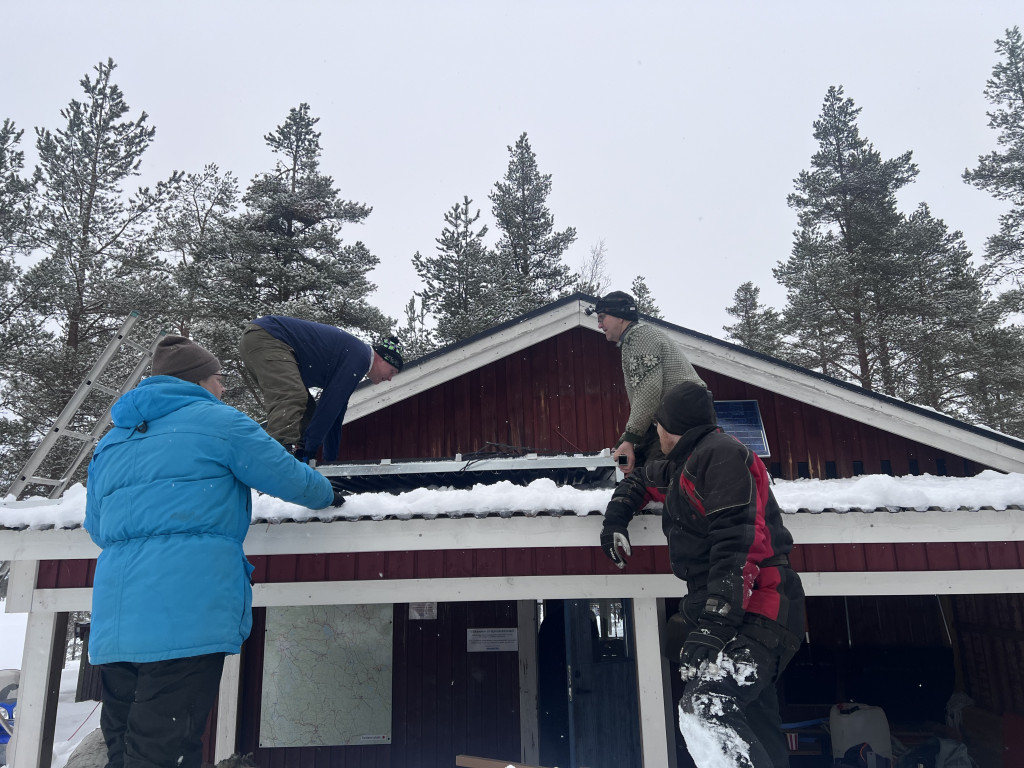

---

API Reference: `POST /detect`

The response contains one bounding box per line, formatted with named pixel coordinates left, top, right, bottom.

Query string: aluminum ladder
left=6, top=311, right=167, bottom=500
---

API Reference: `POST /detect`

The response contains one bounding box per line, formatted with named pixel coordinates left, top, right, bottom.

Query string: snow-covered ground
left=0, top=647, right=101, bottom=768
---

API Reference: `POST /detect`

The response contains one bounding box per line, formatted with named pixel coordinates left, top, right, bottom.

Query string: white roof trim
left=4, top=508, right=1024, bottom=560
left=345, top=300, right=586, bottom=422
left=662, top=326, right=1024, bottom=473
left=24, top=567, right=1024, bottom=613
left=343, top=296, right=1024, bottom=473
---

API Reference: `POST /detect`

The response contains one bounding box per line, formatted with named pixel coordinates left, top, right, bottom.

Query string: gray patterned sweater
left=618, top=322, right=706, bottom=445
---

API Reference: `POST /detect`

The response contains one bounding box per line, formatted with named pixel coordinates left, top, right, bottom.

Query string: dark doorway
left=538, top=599, right=643, bottom=768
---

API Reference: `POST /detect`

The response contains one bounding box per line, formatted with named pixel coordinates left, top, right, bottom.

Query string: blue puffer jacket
left=85, top=376, right=334, bottom=664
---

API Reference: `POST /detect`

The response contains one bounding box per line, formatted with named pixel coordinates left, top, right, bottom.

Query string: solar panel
left=714, top=400, right=771, bottom=458
left=318, top=453, right=618, bottom=494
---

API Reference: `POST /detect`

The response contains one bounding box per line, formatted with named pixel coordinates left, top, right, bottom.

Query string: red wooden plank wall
left=35, top=538, right=1024, bottom=589
left=237, top=601, right=520, bottom=768
left=952, top=594, right=1024, bottom=716
left=336, top=327, right=986, bottom=479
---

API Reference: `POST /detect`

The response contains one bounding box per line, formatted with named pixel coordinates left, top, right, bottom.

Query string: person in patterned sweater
left=600, top=381, right=804, bottom=768
left=592, top=290, right=706, bottom=474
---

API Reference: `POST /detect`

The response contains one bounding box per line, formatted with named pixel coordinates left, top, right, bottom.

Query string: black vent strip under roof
left=317, top=452, right=618, bottom=494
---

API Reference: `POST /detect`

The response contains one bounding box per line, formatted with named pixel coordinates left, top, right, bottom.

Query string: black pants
left=100, top=653, right=225, bottom=768
left=679, top=619, right=801, bottom=768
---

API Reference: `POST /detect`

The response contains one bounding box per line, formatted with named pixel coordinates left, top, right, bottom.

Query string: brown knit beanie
left=151, top=335, right=221, bottom=383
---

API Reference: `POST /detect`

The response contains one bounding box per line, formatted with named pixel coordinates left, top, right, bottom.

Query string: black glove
left=600, top=525, right=631, bottom=569
left=328, top=478, right=346, bottom=507
left=680, top=614, right=737, bottom=675
left=662, top=613, right=691, bottom=661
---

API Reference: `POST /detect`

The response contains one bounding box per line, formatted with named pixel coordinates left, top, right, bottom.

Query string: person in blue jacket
left=239, top=315, right=404, bottom=463
left=85, top=335, right=342, bottom=768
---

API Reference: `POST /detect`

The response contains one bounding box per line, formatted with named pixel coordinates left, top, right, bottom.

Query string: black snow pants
left=100, top=653, right=225, bottom=768
left=679, top=616, right=802, bottom=768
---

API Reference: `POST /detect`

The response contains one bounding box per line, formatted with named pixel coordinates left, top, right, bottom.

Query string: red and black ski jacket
left=604, top=426, right=805, bottom=636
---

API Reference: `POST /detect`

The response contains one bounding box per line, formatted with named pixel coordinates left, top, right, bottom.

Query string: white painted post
left=10, top=611, right=62, bottom=768
left=517, top=600, right=540, bottom=766
left=214, top=654, right=241, bottom=762
left=5, top=560, right=38, bottom=613
left=633, top=597, right=674, bottom=768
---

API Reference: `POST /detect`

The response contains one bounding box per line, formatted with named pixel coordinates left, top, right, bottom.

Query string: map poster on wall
left=259, top=604, right=394, bottom=748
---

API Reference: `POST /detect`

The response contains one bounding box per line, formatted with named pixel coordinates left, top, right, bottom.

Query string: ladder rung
left=56, top=429, right=93, bottom=442
left=122, top=339, right=149, bottom=353
left=25, top=476, right=60, bottom=486
left=90, top=382, right=119, bottom=397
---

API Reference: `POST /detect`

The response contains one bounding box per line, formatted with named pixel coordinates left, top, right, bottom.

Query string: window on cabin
left=853, top=460, right=864, bottom=476
left=588, top=598, right=631, bottom=660
left=881, top=459, right=892, bottom=476
left=825, top=461, right=837, bottom=479
left=909, top=459, right=919, bottom=476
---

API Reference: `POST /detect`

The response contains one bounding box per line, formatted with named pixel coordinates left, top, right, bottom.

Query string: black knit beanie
left=655, top=382, right=717, bottom=435
left=594, top=291, right=639, bottom=322
left=372, top=336, right=404, bottom=372
left=151, top=335, right=222, bottom=383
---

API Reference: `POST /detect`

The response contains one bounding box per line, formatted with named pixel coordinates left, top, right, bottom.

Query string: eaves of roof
left=3, top=505, right=1024, bottom=563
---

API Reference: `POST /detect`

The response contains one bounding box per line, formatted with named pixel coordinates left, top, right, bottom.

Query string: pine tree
left=778, top=86, right=918, bottom=390
left=0, top=119, right=36, bottom=347
left=209, top=103, right=391, bottom=339
left=3, top=59, right=176, bottom=491
left=963, top=26, right=1024, bottom=307
left=723, top=282, right=783, bottom=356
left=889, top=204, right=990, bottom=411
left=630, top=275, right=663, bottom=319
left=0, top=119, right=40, bottom=494
left=27, top=59, right=177, bottom=351
left=962, top=303, right=1024, bottom=437
left=395, top=296, right=437, bottom=361
left=412, top=196, right=494, bottom=344
left=154, top=164, right=240, bottom=338
left=489, top=133, right=576, bottom=318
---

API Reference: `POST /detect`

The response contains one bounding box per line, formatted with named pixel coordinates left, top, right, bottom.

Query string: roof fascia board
left=664, top=328, right=1024, bottom=473
left=5, top=508, right=1024, bottom=560
left=344, top=300, right=586, bottom=422
left=27, top=567, right=1024, bottom=613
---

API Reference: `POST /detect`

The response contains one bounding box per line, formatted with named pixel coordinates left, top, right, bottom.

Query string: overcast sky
left=2, top=1, right=1019, bottom=338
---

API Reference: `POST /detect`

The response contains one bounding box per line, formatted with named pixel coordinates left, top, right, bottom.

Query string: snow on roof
left=1, top=471, right=1023, bottom=531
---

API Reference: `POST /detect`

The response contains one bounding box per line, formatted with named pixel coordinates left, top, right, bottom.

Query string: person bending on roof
left=239, top=315, right=404, bottom=463
left=85, top=335, right=343, bottom=768
left=599, top=381, right=805, bottom=768
left=592, top=290, right=705, bottom=474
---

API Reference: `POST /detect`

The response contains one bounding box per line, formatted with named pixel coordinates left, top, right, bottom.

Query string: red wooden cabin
left=2, top=294, right=1023, bottom=768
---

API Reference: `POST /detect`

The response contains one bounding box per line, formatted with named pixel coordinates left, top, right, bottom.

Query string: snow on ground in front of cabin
left=0, top=657, right=100, bottom=768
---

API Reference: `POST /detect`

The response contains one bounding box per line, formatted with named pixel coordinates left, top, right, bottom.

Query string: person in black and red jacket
left=600, top=381, right=805, bottom=768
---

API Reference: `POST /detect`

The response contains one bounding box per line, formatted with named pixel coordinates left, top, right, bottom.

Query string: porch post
left=214, top=653, right=241, bottom=762
left=633, top=597, right=675, bottom=768
left=516, top=600, right=540, bottom=765
left=11, top=609, right=66, bottom=768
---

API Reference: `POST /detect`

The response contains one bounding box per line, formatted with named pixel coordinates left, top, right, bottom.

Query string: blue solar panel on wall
left=713, top=400, right=770, bottom=458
